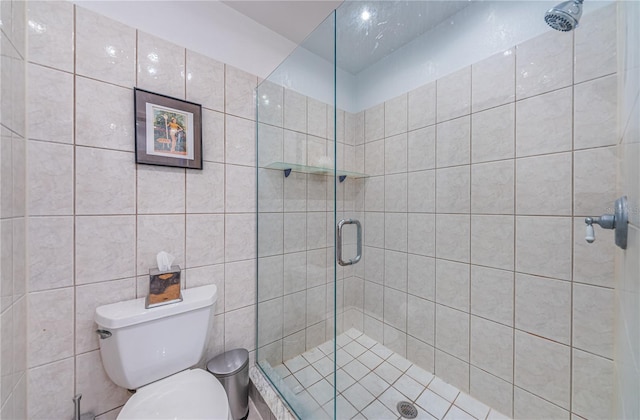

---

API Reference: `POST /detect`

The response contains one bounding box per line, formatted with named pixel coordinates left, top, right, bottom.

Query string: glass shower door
left=256, top=11, right=338, bottom=419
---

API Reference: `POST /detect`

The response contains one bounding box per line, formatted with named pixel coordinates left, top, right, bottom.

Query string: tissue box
left=146, top=265, right=182, bottom=308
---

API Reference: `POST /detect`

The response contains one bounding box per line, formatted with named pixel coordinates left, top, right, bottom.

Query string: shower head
left=545, top=0, right=584, bottom=32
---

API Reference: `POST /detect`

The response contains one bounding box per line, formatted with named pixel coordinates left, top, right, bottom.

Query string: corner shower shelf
left=264, top=162, right=369, bottom=182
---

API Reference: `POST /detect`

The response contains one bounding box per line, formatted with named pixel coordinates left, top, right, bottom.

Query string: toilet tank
left=95, top=285, right=217, bottom=390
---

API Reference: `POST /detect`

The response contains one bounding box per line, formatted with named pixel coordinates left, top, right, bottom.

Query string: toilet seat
left=117, top=368, right=231, bottom=420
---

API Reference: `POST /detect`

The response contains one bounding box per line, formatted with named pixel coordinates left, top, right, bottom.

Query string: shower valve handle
left=584, top=196, right=629, bottom=249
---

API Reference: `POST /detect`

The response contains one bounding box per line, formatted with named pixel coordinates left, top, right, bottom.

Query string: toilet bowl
left=95, top=285, right=230, bottom=419
left=118, top=369, right=230, bottom=420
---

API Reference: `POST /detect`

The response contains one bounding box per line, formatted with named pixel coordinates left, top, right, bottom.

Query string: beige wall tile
left=471, top=160, right=514, bottom=215
left=307, top=98, right=327, bottom=139
left=365, top=103, right=385, bottom=142
left=513, top=387, right=570, bottom=420
left=385, top=173, right=407, bottom=212
left=408, top=254, right=435, bottom=301
left=407, top=295, right=434, bottom=345
left=437, top=66, right=471, bottom=122
left=225, top=65, right=257, bottom=120
left=573, top=283, right=614, bottom=358
left=515, top=331, right=570, bottom=409
left=76, top=216, right=136, bottom=284
left=408, top=82, right=436, bottom=131
left=186, top=50, right=225, bottom=113
left=186, top=214, right=224, bottom=267
left=408, top=170, right=435, bottom=213
left=436, top=304, right=469, bottom=362
left=471, top=103, right=515, bottom=163
left=574, top=75, right=617, bottom=149
left=470, top=316, right=513, bottom=382
left=385, top=134, right=408, bottom=175
left=76, top=77, right=133, bottom=152
left=225, top=213, right=257, bottom=262
left=515, top=88, right=573, bottom=157
left=385, top=94, right=407, bottom=137
left=574, top=4, right=617, bottom=83
left=574, top=146, right=617, bottom=216
left=471, top=215, right=514, bottom=270
left=137, top=165, right=185, bottom=214
left=136, top=214, right=185, bottom=275
left=384, top=213, right=407, bottom=252
left=572, top=349, right=614, bottom=419
left=75, top=278, right=136, bottom=354
left=185, top=162, right=224, bottom=213
left=515, top=216, right=572, bottom=280
left=75, top=7, right=135, bottom=88
left=436, top=116, right=470, bottom=168
left=76, top=147, right=136, bottom=215
left=435, top=259, right=469, bottom=313
left=516, top=30, right=572, bottom=99
left=225, top=259, right=257, bottom=312
left=28, top=216, right=73, bottom=291
left=383, top=323, right=407, bottom=357
left=435, top=349, right=469, bottom=393
left=384, top=286, right=407, bottom=330
left=382, top=248, right=406, bottom=292
left=408, top=213, right=435, bottom=257
left=470, top=367, right=513, bottom=417
left=408, top=126, right=436, bottom=172
left=226, top=164, right=257, bottom=213
left=27, top=358, right=74, bottom=420
left=27, top=64, right=73, bottom=144
left=225, top=115, right=256, bottom=166
left=28, top=288, right=74, bottom=367
left=472, top=48, right=515, bottom=113
left=436, top=214, right=470, bottom=263
left=436, top=166, right=470, bottom=214
left=365, top=139, right=385, bottom=176
left=27, top=1, right=74, bottom=72
left=76, top=350, right=130, bottom=415
left=515, top=273, right=571, bottom=344
left=283, top=89, right=307, bottom=133
left=225, top=304, right=257, bottom=351
left=406, top=336, right=434, bottom=373
left=470, top=266, right=514, bottom=327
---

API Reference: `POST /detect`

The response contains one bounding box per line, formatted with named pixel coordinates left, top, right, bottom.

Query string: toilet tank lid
left=95, top=285, right=217, bottom=329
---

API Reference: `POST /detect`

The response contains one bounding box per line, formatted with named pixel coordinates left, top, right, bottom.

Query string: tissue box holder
left=146, top=265, right=182, bottom=309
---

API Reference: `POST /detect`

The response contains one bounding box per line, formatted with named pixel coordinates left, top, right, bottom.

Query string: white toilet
left=94, top=284, right=231, bottom=420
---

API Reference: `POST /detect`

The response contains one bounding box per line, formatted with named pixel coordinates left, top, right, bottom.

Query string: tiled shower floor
left=266, top=329, right=510, bottom=420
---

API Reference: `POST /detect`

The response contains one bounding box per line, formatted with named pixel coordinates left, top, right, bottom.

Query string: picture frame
left=134, top=88, right=203, bottom=170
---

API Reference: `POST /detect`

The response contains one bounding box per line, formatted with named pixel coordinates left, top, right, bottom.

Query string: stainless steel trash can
left=207, top=348, right=250, bottom=420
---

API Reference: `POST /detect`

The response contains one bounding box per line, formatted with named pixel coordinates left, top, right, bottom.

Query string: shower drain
left=397, top=401, right=418, bottom=419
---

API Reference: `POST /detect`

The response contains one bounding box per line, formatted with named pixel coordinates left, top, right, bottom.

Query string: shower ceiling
left=226, top=1, right=472, bottom=75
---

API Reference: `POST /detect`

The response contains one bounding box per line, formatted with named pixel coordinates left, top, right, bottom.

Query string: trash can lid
left=207, top=348, right=249, bottom=377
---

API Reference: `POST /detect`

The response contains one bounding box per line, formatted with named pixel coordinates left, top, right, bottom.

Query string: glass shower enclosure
left=256, top=1, right=620, bottom=419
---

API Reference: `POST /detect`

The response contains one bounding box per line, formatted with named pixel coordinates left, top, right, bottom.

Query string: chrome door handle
left=337, top=219, right=362, bottom=266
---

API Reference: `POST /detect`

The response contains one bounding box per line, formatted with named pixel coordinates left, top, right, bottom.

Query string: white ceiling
left=223, top=1, right=343, bottom=45
left=225, top=1, right=473, bottom=74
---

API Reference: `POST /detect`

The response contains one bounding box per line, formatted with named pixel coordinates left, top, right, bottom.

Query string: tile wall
left=26, top=2, right=259, bottom=418
left=341, top=4, right=618, bottom=419
left=615, top=1, right=640, bottom=418
left=0, top=0, right=28, bottom=418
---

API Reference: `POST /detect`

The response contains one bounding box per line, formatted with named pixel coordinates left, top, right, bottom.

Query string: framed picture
left=134, top=88, right=203, bottom=169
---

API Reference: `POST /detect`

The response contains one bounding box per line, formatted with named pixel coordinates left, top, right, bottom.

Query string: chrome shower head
left=545, top=0, right=584, bottom=32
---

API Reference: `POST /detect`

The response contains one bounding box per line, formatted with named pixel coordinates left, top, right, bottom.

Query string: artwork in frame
left=134, top=88, right=203, bottom=169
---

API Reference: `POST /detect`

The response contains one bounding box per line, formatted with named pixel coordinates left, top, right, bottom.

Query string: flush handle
left=585, top=196, right=628, bottom=250
left=96, top=329, right=112, bottom=339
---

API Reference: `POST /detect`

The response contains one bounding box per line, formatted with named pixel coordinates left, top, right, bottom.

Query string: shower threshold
left=261, top=329, right=511, bottom=420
